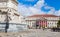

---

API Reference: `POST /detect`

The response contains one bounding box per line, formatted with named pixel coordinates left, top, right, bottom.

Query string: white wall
left=7, top=0, right=17, bottom=11
left=0, top=2, right=7, bottom=8
left=47, top=20, right=58, bottom=28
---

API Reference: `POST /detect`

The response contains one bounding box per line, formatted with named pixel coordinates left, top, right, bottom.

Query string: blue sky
left=45, top=0, right=60, bottom=10
left=17, top=0, right=60, bottom=16
left=18, top=0, right=38, bottom=6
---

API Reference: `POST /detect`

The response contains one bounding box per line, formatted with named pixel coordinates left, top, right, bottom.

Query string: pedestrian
left=43, top=27, right=45, bottom=30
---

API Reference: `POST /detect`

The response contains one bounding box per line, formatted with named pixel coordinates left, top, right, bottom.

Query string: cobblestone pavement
left=0, top=29, right=60, bottom=37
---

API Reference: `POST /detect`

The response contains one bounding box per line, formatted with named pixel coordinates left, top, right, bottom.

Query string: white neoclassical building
left=0, top=0, right=27, bottom=32
left=25, top=14, right=60, bottom=29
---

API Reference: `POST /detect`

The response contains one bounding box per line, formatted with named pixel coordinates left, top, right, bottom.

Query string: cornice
left=12, top=0, right=18, bottom=5
left=0, top=0, right=8, bottom=2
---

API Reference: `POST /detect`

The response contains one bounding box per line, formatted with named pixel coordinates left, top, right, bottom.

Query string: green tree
left=57, top=20, right=60, bottom=28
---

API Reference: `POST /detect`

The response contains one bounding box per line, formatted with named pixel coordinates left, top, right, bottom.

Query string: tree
left=57, top=20, right=60, bottom=28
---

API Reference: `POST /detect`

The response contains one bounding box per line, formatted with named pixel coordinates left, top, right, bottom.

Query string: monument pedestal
left=8, top=24, right=18, bottom=32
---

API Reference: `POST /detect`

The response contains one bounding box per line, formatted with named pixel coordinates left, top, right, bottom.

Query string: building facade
left=0, top=0, right=21, bottom=23
left=25, top=14, right=60, bottom=29
left=0, top=0, right=27, bottom=32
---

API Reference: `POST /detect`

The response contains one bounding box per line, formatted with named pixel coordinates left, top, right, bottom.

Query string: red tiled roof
left=27, top=14, right=59, bottom=18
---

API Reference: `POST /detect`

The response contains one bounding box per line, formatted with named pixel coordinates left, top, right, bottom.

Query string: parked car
left=51, top=27, right=60, bottom=32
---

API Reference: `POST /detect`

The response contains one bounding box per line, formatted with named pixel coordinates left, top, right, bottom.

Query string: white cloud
left=18, top=4, right=45, bottom=16
left=47, top=6, right=60, bottom=16
left=29, top=7, right=45, bottom=14
left=34, top=0, right=44, bottom=8
left=47, top=8, right=55, bottom=14
left=54, top=10, right=60, bottom=16
left=18, top=0, right=45, bottom=16
left=18, top=0, right=60, bottom=16
left=44, top=6, right=53, bottom=10
left=18, top=4, right=32, bottom=16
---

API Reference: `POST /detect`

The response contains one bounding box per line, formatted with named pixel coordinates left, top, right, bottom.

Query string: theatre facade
left=25, top=14, right=60, bottom=29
